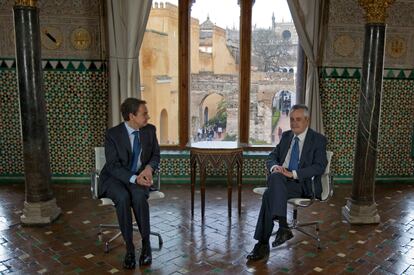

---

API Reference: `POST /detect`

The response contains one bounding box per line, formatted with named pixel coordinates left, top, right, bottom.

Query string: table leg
left=238, top=160, right=242, bottom=216
left=227, top=168, right=233, bottom=217
left=191, top=160, right=196, bottom=217
left=200, top=165, right=206, bottom=219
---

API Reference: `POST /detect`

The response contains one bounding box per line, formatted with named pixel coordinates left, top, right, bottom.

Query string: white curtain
left=107, top=0, right=152, bottom=126
left=287, top=0, right=329, bottom=133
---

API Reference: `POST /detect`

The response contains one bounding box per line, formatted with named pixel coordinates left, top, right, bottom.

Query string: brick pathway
left=0, top=182, right=413, bottom=274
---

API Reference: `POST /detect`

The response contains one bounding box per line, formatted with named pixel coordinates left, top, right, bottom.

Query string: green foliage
left=205, top=99, right=227, bottom=128
left=249, top=138, right=271, bottom=145
left=272, top=110, right=281, bottom=131
left=223, top=133, right=237, bottom=141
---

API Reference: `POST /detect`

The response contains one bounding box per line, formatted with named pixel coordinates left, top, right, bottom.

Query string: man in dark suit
left=247, top=104, right=327, bottom=261
left=99, top=98, right=160, bottom=269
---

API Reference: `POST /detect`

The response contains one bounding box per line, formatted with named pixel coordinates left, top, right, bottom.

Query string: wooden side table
left=190, top=146, right=243, bottom=218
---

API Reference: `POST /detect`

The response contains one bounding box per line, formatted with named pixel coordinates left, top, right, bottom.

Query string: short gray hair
left=289, top=104, right=309, bottom=118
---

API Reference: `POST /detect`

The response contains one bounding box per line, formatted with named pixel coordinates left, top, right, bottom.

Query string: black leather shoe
left=246, top=243, right=269, bottom=261
left=139, top=241, right=152, bottom=266
left=123, top=252, right=136, bottom=269
left=272, top=227, right=293, bottom=247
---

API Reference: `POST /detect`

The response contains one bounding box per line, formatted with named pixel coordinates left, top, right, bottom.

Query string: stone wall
left=190, top=72, right=295, bottom=143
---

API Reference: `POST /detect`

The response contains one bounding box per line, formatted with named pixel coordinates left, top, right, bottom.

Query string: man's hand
left=272, top=166, right=294, bottom=178
left=136, top=166, right=153, bottom=187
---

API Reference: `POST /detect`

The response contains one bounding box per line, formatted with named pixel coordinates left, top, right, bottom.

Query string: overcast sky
left=164, top=0, right=293, bottom=29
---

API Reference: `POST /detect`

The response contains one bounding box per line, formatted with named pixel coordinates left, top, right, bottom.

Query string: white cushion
left=99, top=191, right=164, bottom=206
left=253, top=187, right=267, bottom=195
left=288, top=198, right=311, bottom=207
left=100, top=198, right=114, bottom=206
left=149, top=191, right=165, bottom=200
left=254, top=187, right=311, bottom=206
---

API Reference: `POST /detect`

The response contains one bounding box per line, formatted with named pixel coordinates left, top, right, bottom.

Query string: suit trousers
left=104, top=179, right=150, bottom=252
left=254, top=173, right=303, bottom=243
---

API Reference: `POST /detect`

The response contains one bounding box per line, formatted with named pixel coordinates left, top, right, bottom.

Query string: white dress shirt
left=125, top=122, right=142, bottom=184
left=270, top=127, right=309, bottom=179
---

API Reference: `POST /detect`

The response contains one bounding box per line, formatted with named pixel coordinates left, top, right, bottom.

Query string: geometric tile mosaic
left=160, top=151, right=269, bottom=180
left=321, top=67, right=414, bottom=80
left=377, top=79, right=414, bottom=176
left=43, top=70, right=108, bottom=175
left=320, top=67, right=414, bottom=177
left=320, top=78, right=359, bottom=176
left=1, top=61, right=413, bottom=179
left=0, top=58, right=106, bottom=72
left=0, top=69, right=22, bottom=175
left=0, top=58, right=108, bottom=176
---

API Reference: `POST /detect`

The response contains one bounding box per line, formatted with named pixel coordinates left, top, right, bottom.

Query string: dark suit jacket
left=98, top=122, right=160, bottom=198
left=266, top=128, right=327, bottom=199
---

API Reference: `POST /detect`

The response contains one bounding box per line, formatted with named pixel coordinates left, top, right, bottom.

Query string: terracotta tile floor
left=0, top=182, right=413, bottom=274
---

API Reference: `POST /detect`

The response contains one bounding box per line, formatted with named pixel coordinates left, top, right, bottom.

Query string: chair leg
left=99, top=223, right=121, bottom=230
left=98, top=224, right=123, bottom=253
left=289, top=208, right=322, bottom=249
left=150, top=231, right=163, bottom=249
left=104, top=231, right=122, bottom=253
left=99, top=222, right=163, bottom=251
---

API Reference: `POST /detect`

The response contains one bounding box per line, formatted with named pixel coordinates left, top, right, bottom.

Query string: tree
left=206, top=99, right=227, bottom=128
left=252, top=28, right=292, bottom=72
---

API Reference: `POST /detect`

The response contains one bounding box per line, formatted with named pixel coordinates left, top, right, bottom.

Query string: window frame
left=160, top=0, right=303, bottom=150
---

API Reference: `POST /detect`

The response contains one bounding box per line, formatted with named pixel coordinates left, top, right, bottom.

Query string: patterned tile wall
left=159, top=151, right=268, bottom=180
left=0, top=69, right=22, bottom=175
left=320, top=67, right=414, bottom=176
left=0, top=58, right=108, bottom=176
left=1, top=60, right=413, bottom=179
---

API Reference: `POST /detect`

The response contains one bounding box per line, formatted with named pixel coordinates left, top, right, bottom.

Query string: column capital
left=358, top=0, right=395, bottom=23
left=15, top=0, right=37, bottom=7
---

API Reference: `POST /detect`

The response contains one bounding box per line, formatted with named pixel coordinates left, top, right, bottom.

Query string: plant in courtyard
left=272, top=109, right=281, bottom=132
left=223, top=133, right=237, bottom=141
left=249, top=138, right=270, bottom=145
left=205, top=99, right=227, bottom=128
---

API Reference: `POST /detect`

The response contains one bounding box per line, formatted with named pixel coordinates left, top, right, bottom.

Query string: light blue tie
left=130, top=131, right=141, bottom=172
left=288, top=136, right=300, bottom=171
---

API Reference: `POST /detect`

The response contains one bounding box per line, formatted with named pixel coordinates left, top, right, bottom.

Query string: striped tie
left=130, top=131, right=141, bottom=172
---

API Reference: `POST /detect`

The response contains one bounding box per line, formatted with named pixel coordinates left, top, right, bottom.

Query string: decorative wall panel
left=324, top=0, right=414, bottom=69
left=0, top=58, right=108, bottom=176
left=320, top=67, right=414, bottom=177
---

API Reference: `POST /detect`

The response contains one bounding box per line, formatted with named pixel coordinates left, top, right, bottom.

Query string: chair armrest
left=149, top=168, right=161, bottom=192
left=90, top=169, right=100, bottom=199
left=323, top=172, right=334, bottom=202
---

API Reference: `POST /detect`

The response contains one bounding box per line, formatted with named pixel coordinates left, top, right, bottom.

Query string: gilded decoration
left=386, top=36, right=406, bottom=58
left=14, top=0, right=36, bottom=7
left=358, top=0, right=395, bottom=23
left=334, top=34, right=355, bottom=57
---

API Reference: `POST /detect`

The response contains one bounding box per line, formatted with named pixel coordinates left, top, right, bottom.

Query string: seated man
left=98, top=98, right=160, bottom=269
left=247, top=104, right=327, bottom=261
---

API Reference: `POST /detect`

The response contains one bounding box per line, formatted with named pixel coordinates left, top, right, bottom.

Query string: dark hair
left=289, top=104, right=309, bottom=117
left=120, top=98, right=147, bottom=121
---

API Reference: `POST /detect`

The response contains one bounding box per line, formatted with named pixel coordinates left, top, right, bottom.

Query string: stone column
left=13, top=0, right=61, bottom=225
left=342, top=0, right=395, bottom=224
